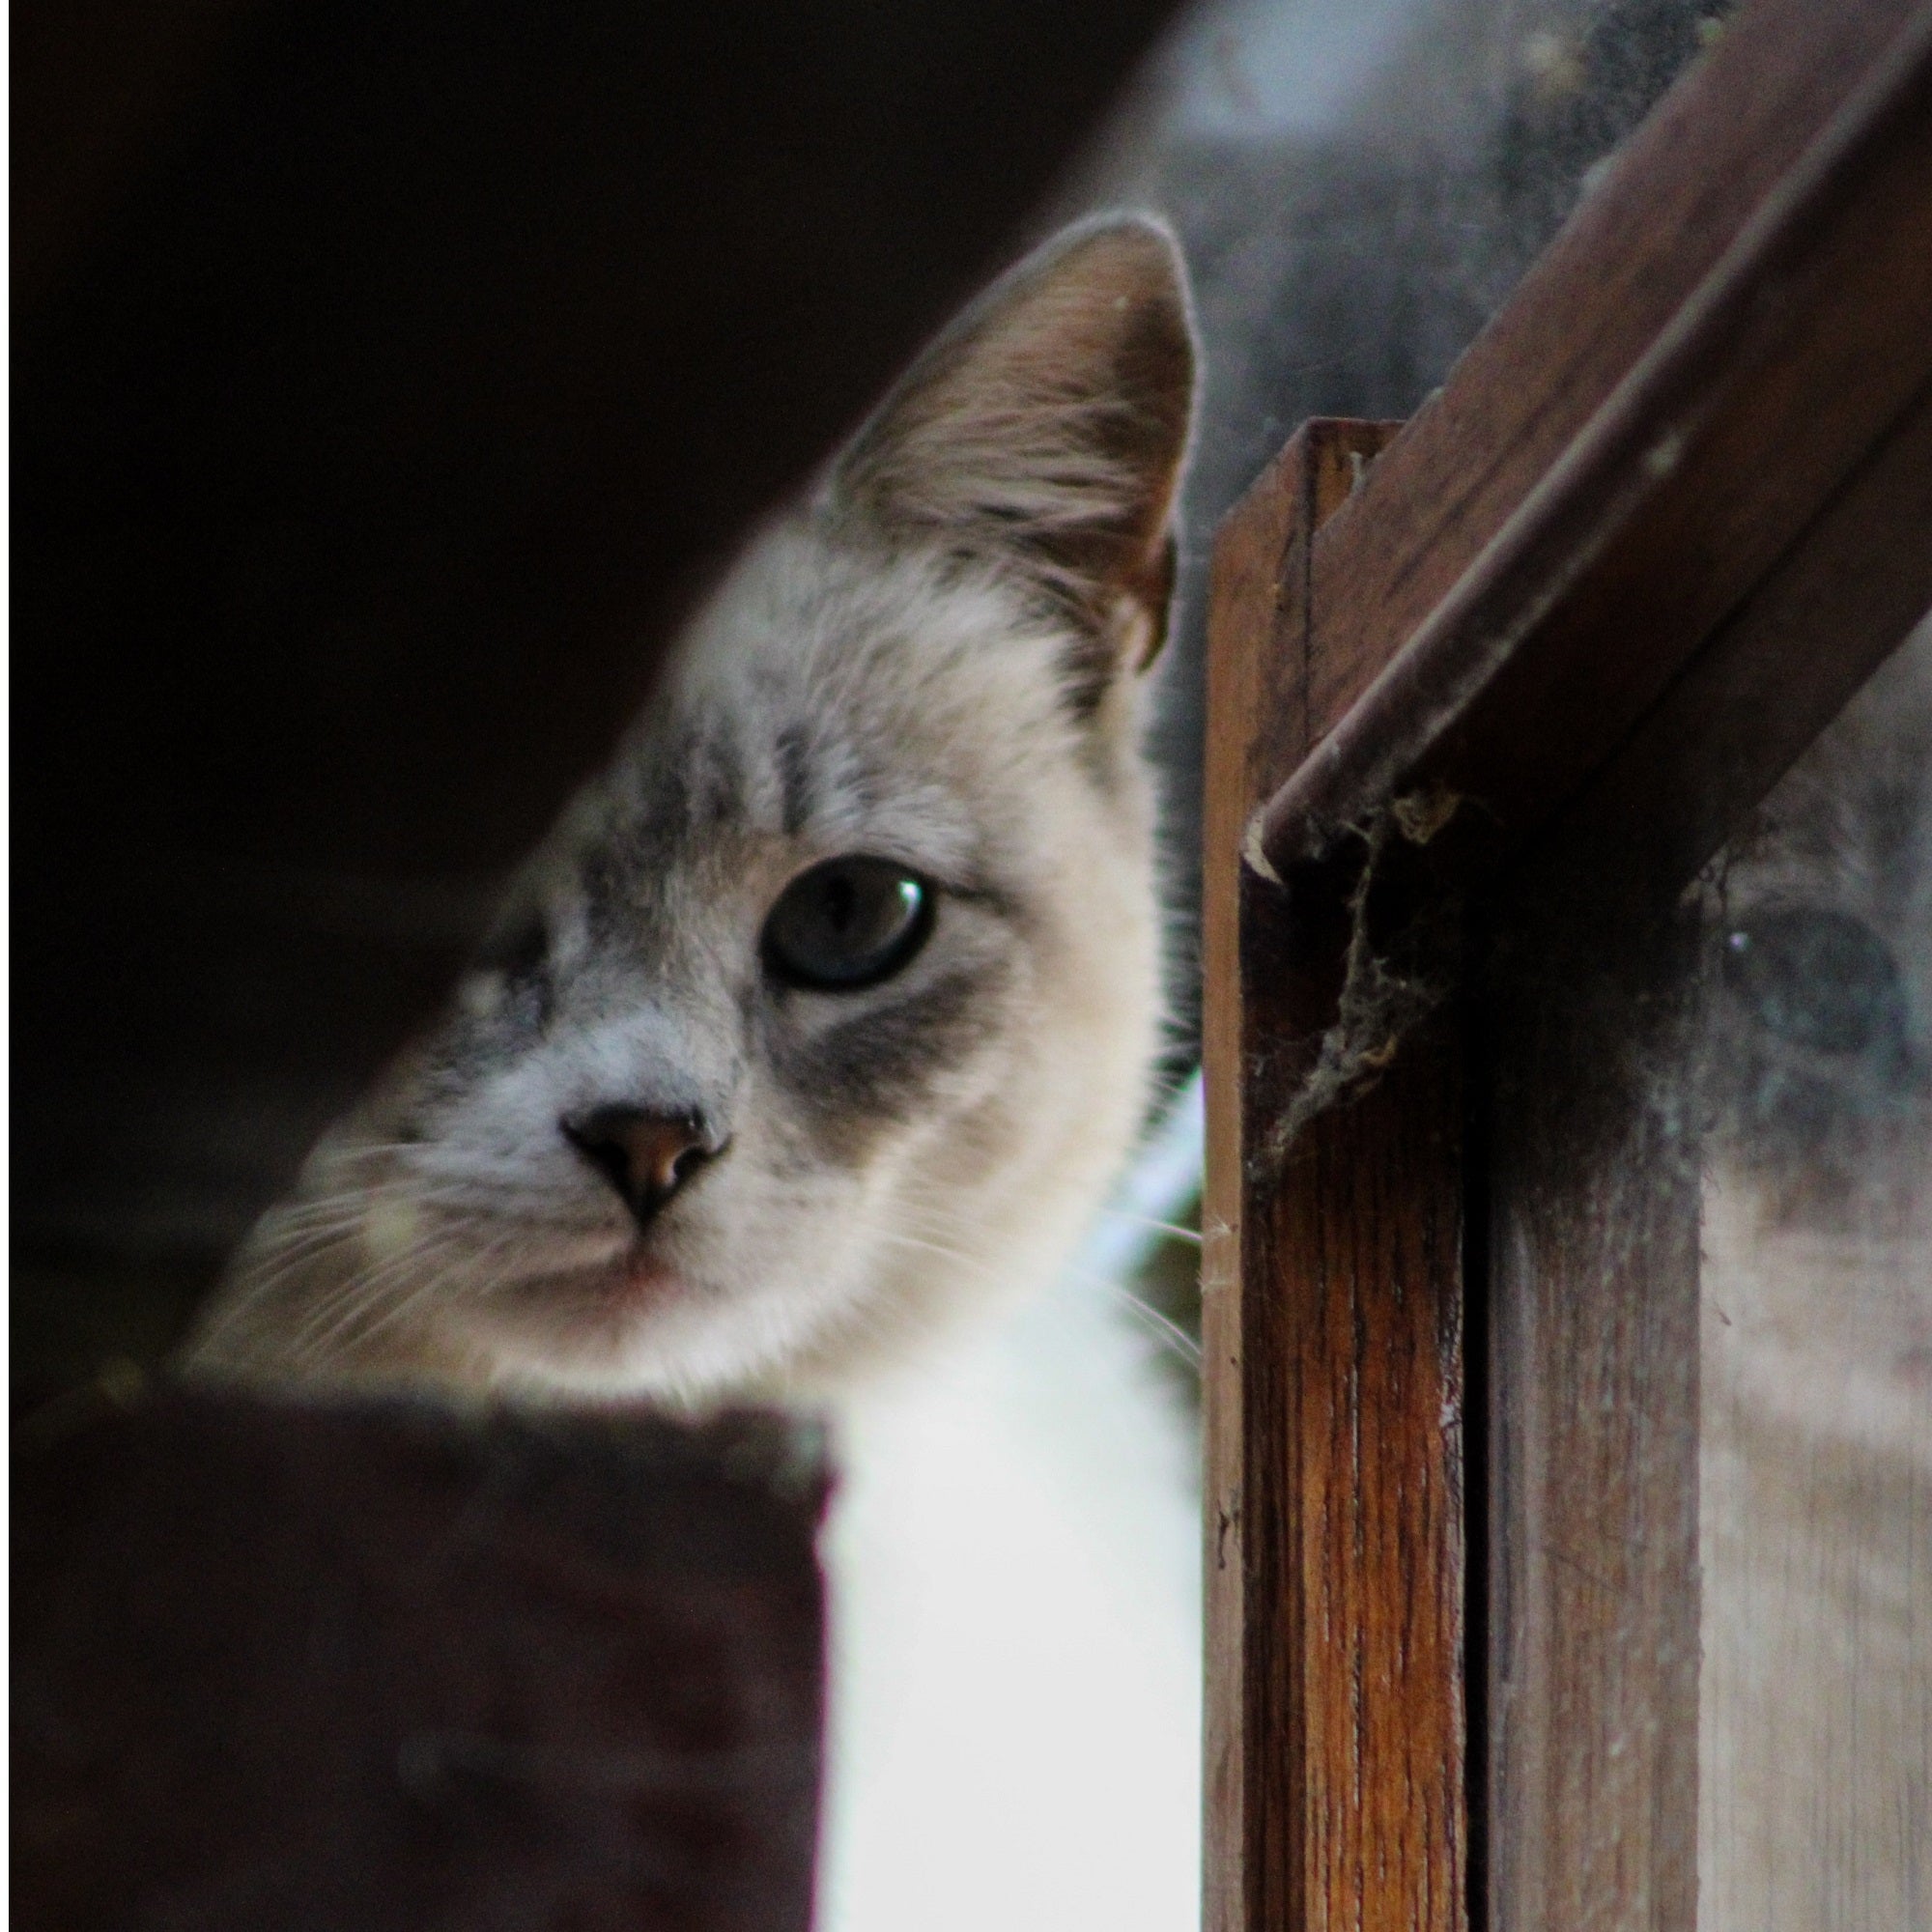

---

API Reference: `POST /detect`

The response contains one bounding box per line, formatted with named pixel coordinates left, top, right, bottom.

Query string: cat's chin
left=498, top=1241, right=686, bottom=1321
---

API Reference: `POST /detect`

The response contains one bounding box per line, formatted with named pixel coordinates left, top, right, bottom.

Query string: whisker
left=286, top=1244, right=436, bottom=1354
left=311, top=1141, right=438, bottom=1160
left=871, top=1225, right=1201, bottom=1374
left=291, top=1229, right=496, bottom=1360
left=331, top=1227, right=528, bottom=1356
left=1094, top=1287, right=1202, bottom=1369
left=279, top=1211, right=504, bottom=1350
left=223, top=1227, right=366, bottom=1306
left=1095, top=1208, right=1203, bottom=1246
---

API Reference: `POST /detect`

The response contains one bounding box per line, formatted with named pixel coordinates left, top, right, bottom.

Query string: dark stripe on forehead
left=598, top=717, right=749, bottom=862
left=684, top=718, right=748, bottom=831
left=568, top=752, right=698, bottom=950
left=578, top=840, right=626, bottom=920
left=775, top=723, right=814, bottom=837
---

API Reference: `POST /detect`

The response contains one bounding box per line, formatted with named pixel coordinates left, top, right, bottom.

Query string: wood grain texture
left=1484, top=900, right=1704, bottom=1932
left=1204, top=419, right=1465, bottom=1932
left=1203, top=426, right=1336, bottom=1932
left=1272, top=1021, right=1467, bottom=1932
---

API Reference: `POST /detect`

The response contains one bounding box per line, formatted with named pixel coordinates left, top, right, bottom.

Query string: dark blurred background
left=13, top=0, right=1186, bottom=1400
left=14, top=0, right=1723, bottom=1404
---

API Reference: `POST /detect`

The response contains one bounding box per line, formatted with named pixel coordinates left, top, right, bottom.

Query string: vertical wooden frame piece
left=1204, top=419, right=1465, bottom=1932
left=1480, top=891, right=1705, bottom=1932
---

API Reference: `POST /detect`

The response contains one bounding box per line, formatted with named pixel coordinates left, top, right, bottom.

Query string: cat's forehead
left=600, top=519, right=1072, bottom=869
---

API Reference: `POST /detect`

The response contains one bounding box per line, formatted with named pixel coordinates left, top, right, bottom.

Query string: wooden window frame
left=1200, top=0, right=1932, bottom=1926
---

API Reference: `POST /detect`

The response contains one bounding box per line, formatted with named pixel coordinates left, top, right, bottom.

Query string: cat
left=182, top=214, right=1208, bottom=1932
left=183, top=213, right=1196, bottom=1414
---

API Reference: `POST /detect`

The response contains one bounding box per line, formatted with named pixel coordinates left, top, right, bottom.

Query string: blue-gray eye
left=763, top=857, right=931, bottom=990
left=1723, top=907, right=1906, bottom=1060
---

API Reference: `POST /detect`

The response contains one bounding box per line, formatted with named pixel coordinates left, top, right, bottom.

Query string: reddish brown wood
left=1205, top=419, right=1463, bottom=1932
left=1277, top=1022, right=1467, bottom=1932
left=1469, top=381, right=1932, bottom=1930
left=1203, top=426, right=1339, bottom=1932
left=1296, top=0, right=1932, bottom=763
left=1531, top=376, right=1932, bottom=895
left=1263, top=0, right=1932, bottom=876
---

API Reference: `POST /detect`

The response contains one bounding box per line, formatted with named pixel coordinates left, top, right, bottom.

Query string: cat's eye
left=1722, top=907, right=1907, bottom=1060
left=762, top=857, right=932, bottom=991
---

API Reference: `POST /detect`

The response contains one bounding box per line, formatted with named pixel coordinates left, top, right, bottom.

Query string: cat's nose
left=559, top=1106, right=724, bottom=1230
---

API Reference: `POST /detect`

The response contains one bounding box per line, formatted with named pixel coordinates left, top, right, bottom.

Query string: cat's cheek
left=758, top=960, right=1016, bottom=1167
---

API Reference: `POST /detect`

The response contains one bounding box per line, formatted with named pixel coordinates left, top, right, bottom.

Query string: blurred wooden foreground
left=13, top=1392, right=829, bottom=1932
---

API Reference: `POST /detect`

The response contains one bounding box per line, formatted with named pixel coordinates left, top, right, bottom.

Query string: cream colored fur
left=182, top=214, right=1205, bottom=1932
left=183, top=218, right=1196, bottom=1417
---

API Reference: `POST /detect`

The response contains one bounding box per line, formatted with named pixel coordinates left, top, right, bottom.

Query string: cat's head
left=186, top=216, right=1197, bottom=1407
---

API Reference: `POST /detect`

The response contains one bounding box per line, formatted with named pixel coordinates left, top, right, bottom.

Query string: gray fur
left=184, top=217, right=1197, bottom=1410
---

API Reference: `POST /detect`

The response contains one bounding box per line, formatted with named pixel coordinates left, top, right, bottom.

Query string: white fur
left=819, top=1255, right=1202, bottom=1932
left=179, top=215, right=1204, bottom=1927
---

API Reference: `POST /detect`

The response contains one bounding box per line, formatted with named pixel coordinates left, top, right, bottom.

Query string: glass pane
left=1698, top=615, right=1932, bottom=1927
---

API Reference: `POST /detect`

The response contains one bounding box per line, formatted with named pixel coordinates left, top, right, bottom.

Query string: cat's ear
left=835, top=214, right=1196, bottom=693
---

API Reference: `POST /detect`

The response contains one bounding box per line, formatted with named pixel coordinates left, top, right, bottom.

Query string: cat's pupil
left=764, top=857, right=930, bottom=991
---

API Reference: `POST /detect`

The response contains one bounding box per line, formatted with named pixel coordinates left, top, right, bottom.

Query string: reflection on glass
left=1698, top=617, right=1932, bottom=1928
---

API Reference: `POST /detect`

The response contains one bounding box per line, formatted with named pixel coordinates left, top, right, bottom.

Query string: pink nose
left=559, top=1107, right=724, bottom=1229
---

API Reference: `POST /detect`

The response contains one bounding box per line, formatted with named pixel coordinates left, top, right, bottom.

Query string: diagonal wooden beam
left=1257, top=0, right=1932, bottom=888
